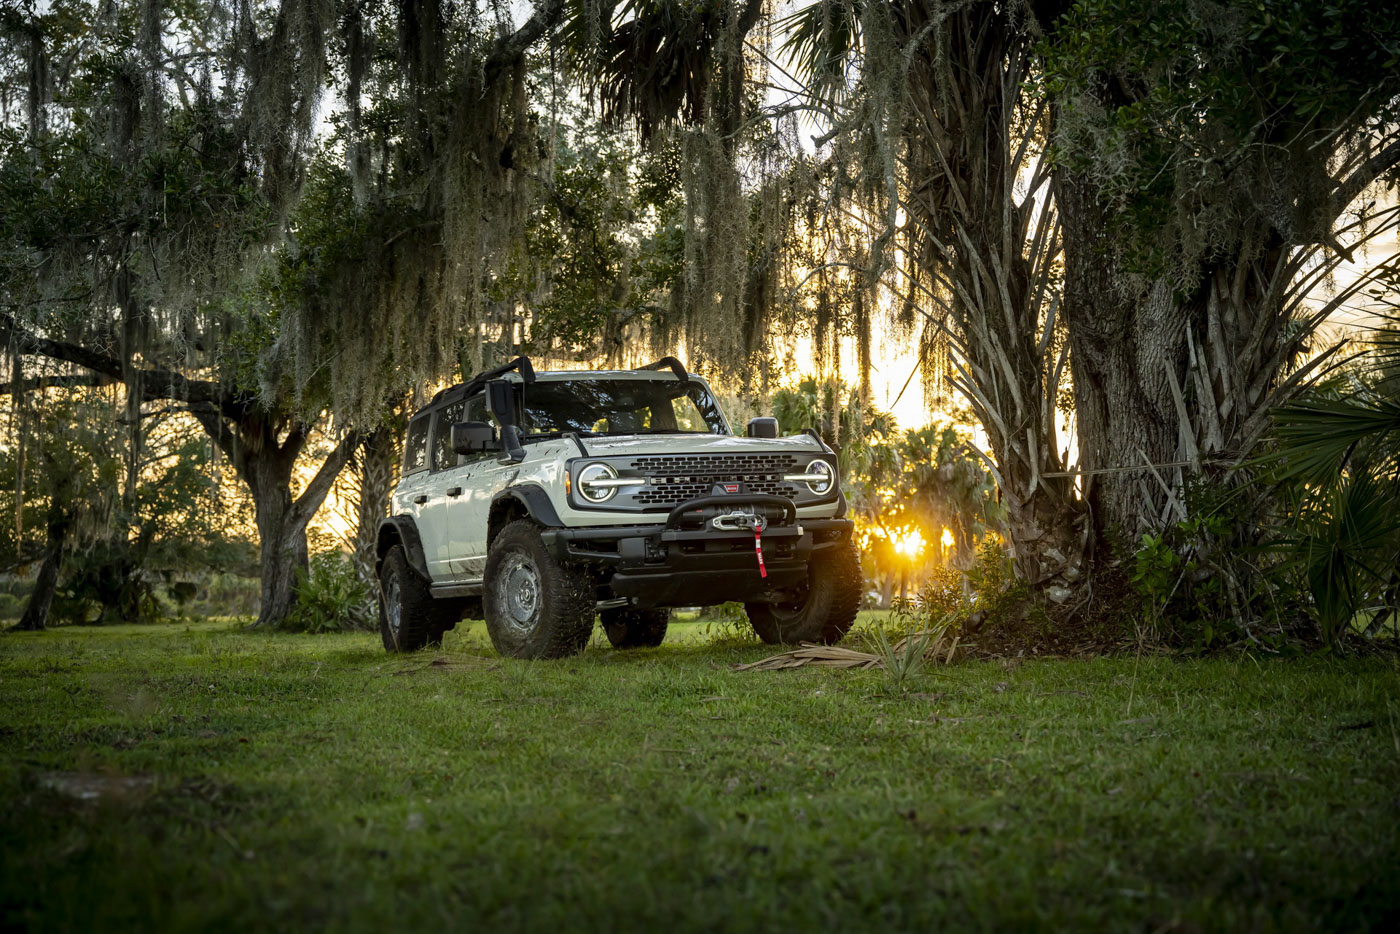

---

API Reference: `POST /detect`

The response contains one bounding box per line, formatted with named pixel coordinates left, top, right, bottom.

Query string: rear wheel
left=601, top=608, right=669, bottom=649
left=483, top=520, right=595, bottom=659
left=379, top=546, right=459, bottom=652
left=745, top=539, right=862, bottom=645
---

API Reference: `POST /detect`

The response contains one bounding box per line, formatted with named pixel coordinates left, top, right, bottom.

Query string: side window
left=432, top=401, right=464, bottom=471
left=464, top=394, right=488, bottom=425
left=403, top=414, right=430, bottom=474
left=459, top=395, right=493, bottom=462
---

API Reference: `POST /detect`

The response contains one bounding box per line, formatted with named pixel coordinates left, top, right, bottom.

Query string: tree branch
left=186, top=401, right=238, bottom=466
left=0, top=372, right=117, bottom=396
left=1327, top=136, right=1400, bottom=223
left=484, top=0, right=566, bottom=84
left=290, top=429, right=363, bottom=529
left=0, top=311, right=250, bottom=419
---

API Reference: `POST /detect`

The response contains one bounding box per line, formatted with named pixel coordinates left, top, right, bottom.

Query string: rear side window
left=403, top=414, right=430, bottom=474
left=432, top=401, right=464, bottom=470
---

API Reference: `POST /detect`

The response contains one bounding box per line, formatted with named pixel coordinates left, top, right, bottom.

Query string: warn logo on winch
left=721, top=483, right=741, bottom=494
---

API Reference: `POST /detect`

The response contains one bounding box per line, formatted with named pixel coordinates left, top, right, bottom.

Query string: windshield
left=518, top=379, right=729, bottom=437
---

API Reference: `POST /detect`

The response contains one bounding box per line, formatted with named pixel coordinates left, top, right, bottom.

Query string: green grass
left=1, top=620, right=1398, bottom=932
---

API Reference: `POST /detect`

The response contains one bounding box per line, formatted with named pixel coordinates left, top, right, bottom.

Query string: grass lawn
left=1, top=618, right=1398, bottom=932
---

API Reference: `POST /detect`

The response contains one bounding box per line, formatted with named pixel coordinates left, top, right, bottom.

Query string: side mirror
left=746, top=416, right=779, bottom=439
left=452, top=421, right=499, bottom=454
left=485, top=379, right=515, bottom=425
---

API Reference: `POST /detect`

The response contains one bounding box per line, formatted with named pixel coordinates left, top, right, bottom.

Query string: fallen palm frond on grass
left=735, top=631, right=960, bottom=672
left=393, top=655, right=499, bottom=675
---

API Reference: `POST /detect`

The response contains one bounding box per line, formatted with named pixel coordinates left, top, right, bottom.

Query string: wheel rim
left=770, top=579, right=812, bottom=621
left=383, top=572, right=402, bottom=640
left=496, top=549, right=543, bottom=637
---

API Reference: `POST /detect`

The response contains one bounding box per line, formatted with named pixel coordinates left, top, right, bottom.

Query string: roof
left=425, top=356, right=701, bottom=409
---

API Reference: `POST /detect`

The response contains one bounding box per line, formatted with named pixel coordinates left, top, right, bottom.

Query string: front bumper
left=539, top=498, right=853, bottom=609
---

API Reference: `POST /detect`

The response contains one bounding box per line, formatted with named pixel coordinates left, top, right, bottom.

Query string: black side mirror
left=485, top=379, right=515, bottom=425
left=452, top=421, right=499, bottom=454
left=746, top=417, right=779, bottom=439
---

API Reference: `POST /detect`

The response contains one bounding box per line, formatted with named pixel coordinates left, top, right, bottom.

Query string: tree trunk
left=15, top=516, right=67, bottom=631
left=189, top=407, right=361, bottom=630
left=1057, top=166, right=1311, bottom=564
left=1056, top=170, right=1189, bottom=553
left=351, top=425, right=399, bottom=585
left=887, top=3, right=1088, bottom=599
left=243, top=434, right=308, bottom=629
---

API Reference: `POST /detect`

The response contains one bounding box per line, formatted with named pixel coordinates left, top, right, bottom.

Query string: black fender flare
left=489, top=485, right=564, bottom=543
left=376, top=516, right=431, bottom=581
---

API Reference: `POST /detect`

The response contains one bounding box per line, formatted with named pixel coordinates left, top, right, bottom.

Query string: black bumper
left=539, top=513, right=854, bottom=610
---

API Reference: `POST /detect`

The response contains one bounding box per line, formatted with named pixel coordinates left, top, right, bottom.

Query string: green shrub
left=1128, top=479, right=1293, bottom=650
left=0, top=592, right=25, bottom=620
left=700, top=601, right=757, bottom=645
left=280, top=552, right=376, bottom=633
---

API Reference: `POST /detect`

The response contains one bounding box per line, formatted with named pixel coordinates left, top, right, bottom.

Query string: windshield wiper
left=600, top=429, right=705, bottom=435
left=522, top=429, right=603, bottom=440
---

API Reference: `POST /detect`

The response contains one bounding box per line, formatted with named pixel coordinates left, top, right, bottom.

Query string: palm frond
left=1270, top=394, right=1400, bottom=481
left=1296, top=465, right=1400, bottom=640
left=776, top=0, right=863, bottom=107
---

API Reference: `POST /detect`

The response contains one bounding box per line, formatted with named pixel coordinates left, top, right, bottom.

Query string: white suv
left=375, top=357, right=861, bottom=658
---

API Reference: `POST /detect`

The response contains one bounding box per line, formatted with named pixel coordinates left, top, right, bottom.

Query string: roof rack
left=635, top=356, right=687, bottom=381
left=431, top=356, right=536, bottom=406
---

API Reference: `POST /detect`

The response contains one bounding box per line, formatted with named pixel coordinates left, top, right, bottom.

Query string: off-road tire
left=379, top=546, right=459, bottom=652
left=745, top=538, right=862, bottom=645
left=483, top=520, right=595, bottom=659
left=601, top=608, right=669, bottom=649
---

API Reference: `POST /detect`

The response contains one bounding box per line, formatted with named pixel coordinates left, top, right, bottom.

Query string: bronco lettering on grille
left=626, top=454, right=804, bottom=508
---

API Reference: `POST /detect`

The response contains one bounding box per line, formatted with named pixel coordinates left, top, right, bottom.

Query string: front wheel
left=483, top=520, right=595, bottom=659
left=602, top=608, right=669, bottom=649
left=745, top=539, right=862, bottom=645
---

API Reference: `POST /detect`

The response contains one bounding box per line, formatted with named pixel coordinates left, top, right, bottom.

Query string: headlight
left=575, top=462, right=646, bottom=504
left=783, top=458, right=835, bottom=495
left=577, top=463, right=619, bottom=503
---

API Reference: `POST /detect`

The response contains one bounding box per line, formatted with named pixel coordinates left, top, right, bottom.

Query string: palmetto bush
left=280, top=552, right=377, bottom=634
left=1269, top=318, right=1400, bottom=646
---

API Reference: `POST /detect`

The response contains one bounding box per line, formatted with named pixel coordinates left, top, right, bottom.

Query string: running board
left=432, top=580, right=483, bottom=599
left=433, top=583, right=630, bottom=609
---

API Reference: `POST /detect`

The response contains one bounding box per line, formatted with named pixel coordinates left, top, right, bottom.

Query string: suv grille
left=627, top=453, right=804, bottom=508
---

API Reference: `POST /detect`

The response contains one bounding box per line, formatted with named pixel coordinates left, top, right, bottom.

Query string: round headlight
left=806, top=458, right=834, bottom=494
left=577, top=462, right=619, bottom=503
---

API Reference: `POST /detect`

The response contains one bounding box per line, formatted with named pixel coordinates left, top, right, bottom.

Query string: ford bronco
left=375, top=356, right=861, bottom=658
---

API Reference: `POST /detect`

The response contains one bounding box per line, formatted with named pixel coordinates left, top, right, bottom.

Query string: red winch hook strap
left=754, top=529, right=767, bottom=578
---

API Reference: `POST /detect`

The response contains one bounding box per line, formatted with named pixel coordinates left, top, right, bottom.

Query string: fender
left=491, top=484, right=564, bottom=529
left=376, top=515, right=431, bottom=580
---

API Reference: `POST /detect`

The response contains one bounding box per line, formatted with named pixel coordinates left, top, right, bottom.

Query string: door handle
left=446, top=487, right=462, bottom=497
left=413, top=494, right=428, bottom=505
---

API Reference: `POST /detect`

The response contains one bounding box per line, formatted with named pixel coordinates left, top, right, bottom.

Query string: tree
left=774, top=1, right=1082, bottom=591
left=0, top=0, right=355, bottom=628
left=766, top=0, right=1400, bottom=614
left=1045, top=0, right=1400, bottom=566
left=0, top=387, right=118, bottom=630
left=1, top=380, right=248, bottom=628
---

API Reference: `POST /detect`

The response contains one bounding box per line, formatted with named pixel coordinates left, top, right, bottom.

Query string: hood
left=573, top=433, right=826, bottom=458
